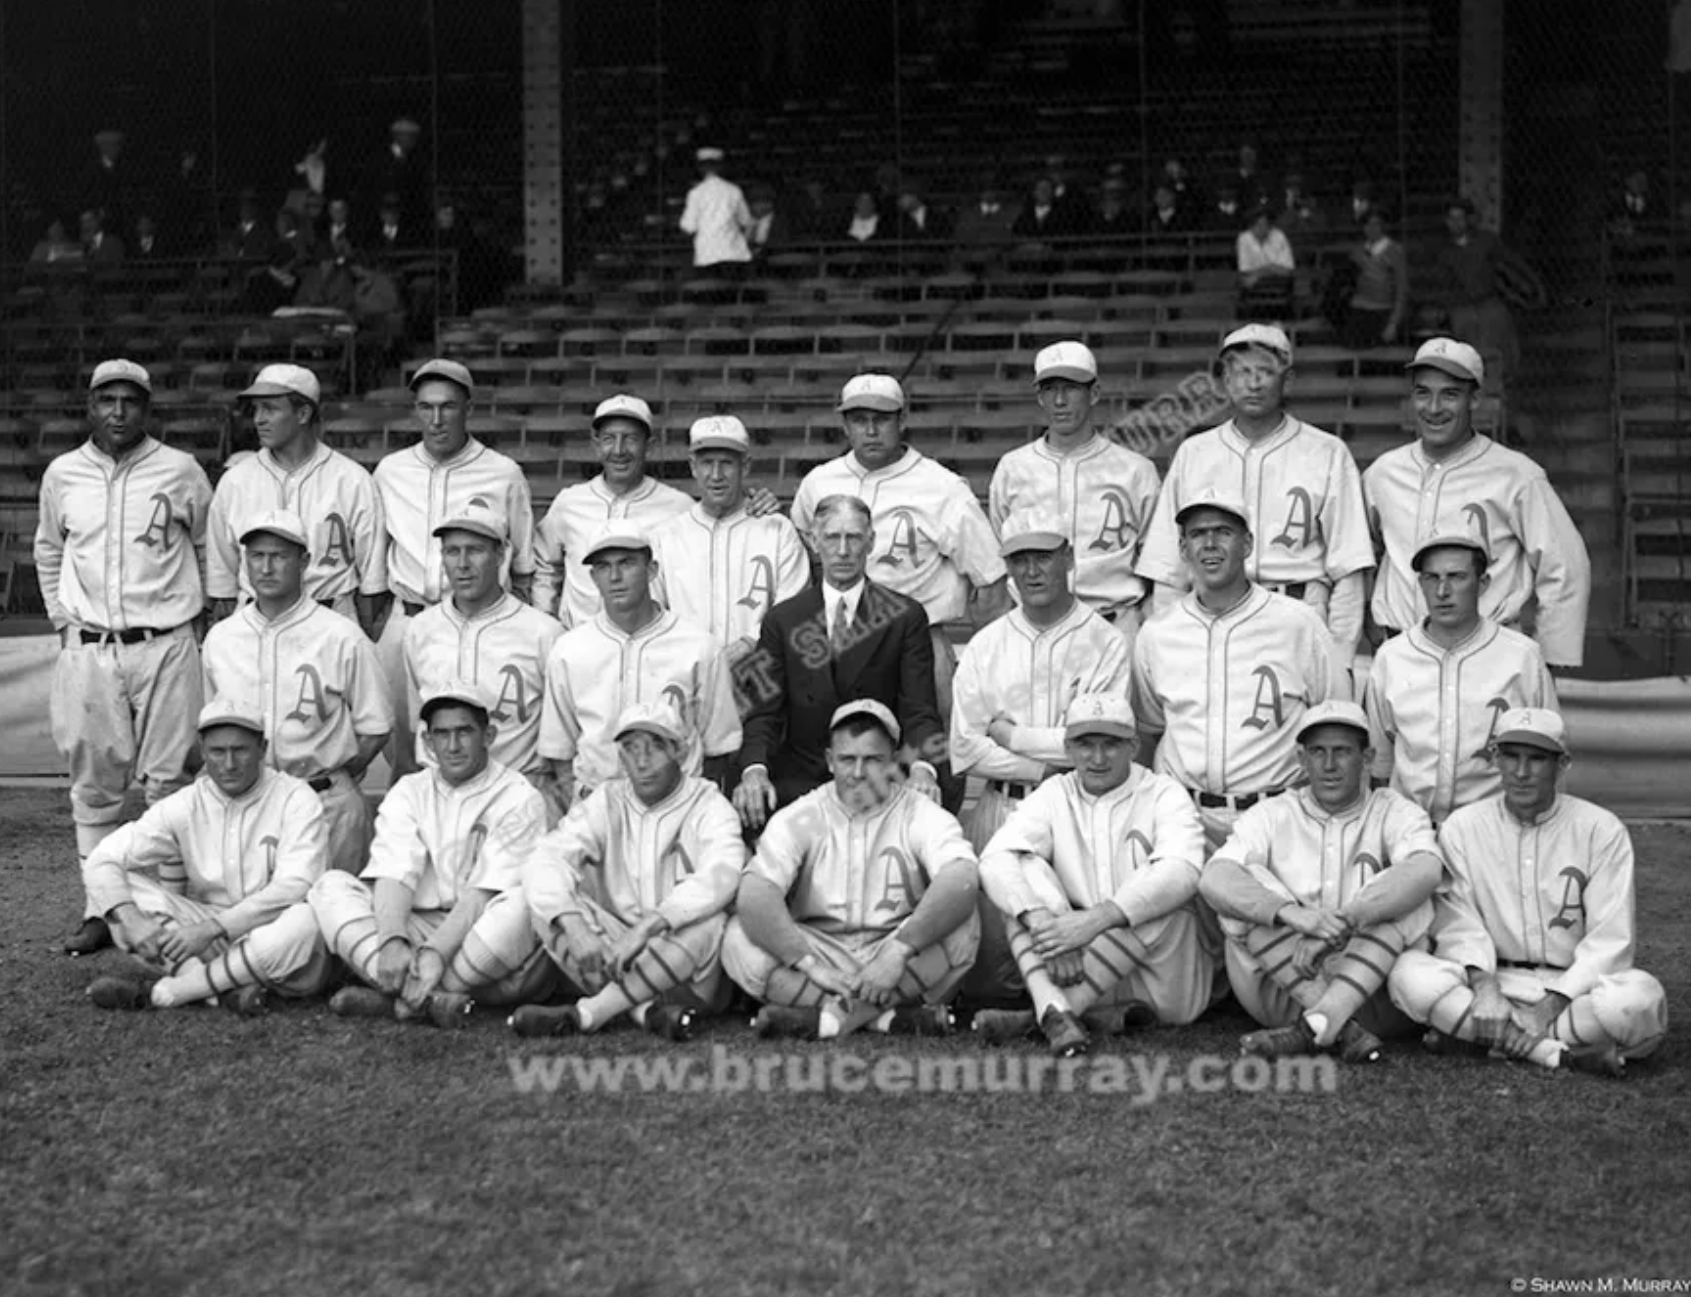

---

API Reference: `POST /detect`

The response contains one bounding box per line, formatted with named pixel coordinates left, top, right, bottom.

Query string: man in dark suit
left=734, top=495, right=951, bottom=829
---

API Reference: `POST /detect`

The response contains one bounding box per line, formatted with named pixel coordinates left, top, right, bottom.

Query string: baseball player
left=508, top=701, right=747, bottom=1041
left=1363, top=337, right=1591, bottom=667
left=1201, top=701, right=1444, bottom=1064
left=1135, top=324, right=1374, bottom=669
left=83, top=699, right=332, bottom=1016
left=403, top=500, right=564, bottom=820
left=790, top=374, right=1008, bottom=714
left=206, top=363, right=388, bottom=639
left=1363, top=534, right=1557, bottom=823
left=309, top=681, right=553, bottom=1027
left=201, top=509, right=393, bottom=874
left=539, top=523, right=740, bottom=811
left=35, top=358, right=213, bottom=955
left=988, top=341, right=1161, bottom=652
left=721, top=700, right=981, bottom=1041
left=1389, top=709, right=1668, bottom=1077
left=974, top=695, right=1214, bottom=1058
left=1131, top=485, right=1338, bottom=854
left=649, top=415, right=808, bottom=688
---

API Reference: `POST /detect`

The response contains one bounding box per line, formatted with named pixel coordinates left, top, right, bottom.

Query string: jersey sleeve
left=82, top=797, right=193, bottom=916
left=696, top=638, right=743, bottom=759
left=362, top=779, right=431, bottom=889
left=220, top=783, right=329, bottom=935
left=1553, top=813, right=1638, bottom=999
left=656, top=792, right=747, bottom=930
left=774, top=518, right=811, bottom=603
left=537, top=640, right=581, bottom=763
left=1361, top=653, right=1397, bottom=784
left=1112, top=778, right=1205, bottom=925
left=1130, top=627, right=1167, bottom=736
left=352, top=471, right=389, bottom=596
left=504, top=468, right=536, bottom=582
left=32, top=466, right=70, bottom=628
left=530, top=499, right=567, bottom=618
left=942, top=483, right=1008, bottom=588
left=523, top=792, right=609, bottom=926
left=346, top=631, right=396, bottom=737
left=1429, top=813, right=1498, bottom=973
left=205, top=481, right=241, bottom=599
left=745, top=800, right=809, bottom=893
left=977, top=782, right=1063, bottom=916
left=1132, top=447, right=1186, bottom=587
left=948, top=637, right=1046, bottom=782
left=1319, top=443, right=1376, bottom=581
left=1514, top=475, right=1591, bottom=668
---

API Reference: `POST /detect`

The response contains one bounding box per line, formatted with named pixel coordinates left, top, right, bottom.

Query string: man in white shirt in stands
left=678, top=146, right=753, bottom=271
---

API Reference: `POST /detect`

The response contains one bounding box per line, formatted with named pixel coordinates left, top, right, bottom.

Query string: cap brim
left=239, top=526, right=307, bottom=547
left=1034, top=367, right=1096, bottom=385
left=690, top=437, right=749, bottom=454
left=1296, top=719, right=1370, bottom=744
left=91, top=376, right=151, bottom=393
left=615, top=720, right=682, bottom=744
left=1001, top=531, right=1067, bottom=556
left=1492, top=730, right=1564, bottom=754
left=432, top=521, right=505, bottom=543
left=1406, top=357, right=1481, bottom=384
left=239, top=382, right=310, bottom=401
left=1065, top=720, right=1136, bottom=742
left=198, top=715, right=264, bottom=734
left=585, top=541, right=652, bottom=563
left=838, top=397, right=904, bottom=413
left=1175, top=504, right=1249, bottom=528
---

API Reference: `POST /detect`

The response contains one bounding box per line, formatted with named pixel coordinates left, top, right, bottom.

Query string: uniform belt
left=1497, top=959, right=1565, bottom=971
left=1264, top=582, right=1309, bottom=600
left=1192, top=787, right=1285, bottom=811
left=79, top=624, right=179, bottom=645
left=402, top=601, right=425, bottom=617
left=987, top=778, right=1037, bottom=800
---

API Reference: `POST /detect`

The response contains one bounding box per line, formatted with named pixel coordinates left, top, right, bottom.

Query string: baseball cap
left=421, top=678, right=494, bottom=721
left=830, top=698, right=902, bottom=745
left=1063, top=693, right=1136, bottom=742
left=239, top=508, right=309, bottom=549
left=432, top=497, right=508, bottom=545
left=89, top=359, right=151, bottom=394
left=1219, top=323, right=1293, bottom=367
left=583, top=521, right=652, bottom=564
left=838, top=374, right=906, bottom=414
left=1412, top=532, right=1491, bottom=573
left=197, top=698, right=265, bottom=737
left=410, top=358, right=475, bottom=395
left=593, top=393, right=654, bottom=431
left=239, top=363, right=320, bottom=406
left=1407, top=337, right=1485, bottom=387
left=1491, top=707, right=1568, bottom=755
left=1034, top=341, right=1098, bottom=385
left=614, top=700, right=688, bottom=745
left=696, top=146, right=725, bottom=163
left=999, top=507, right=1068, bottom=556
left=1294, top=700, right=1370, bottom=745
left=1174, top=484, right=1250, bottom=530
left=94, top=129, right=124, bottom=145
left=689, top=415, right=750, bottom=454
left=392, top=118, right=422, bottom=135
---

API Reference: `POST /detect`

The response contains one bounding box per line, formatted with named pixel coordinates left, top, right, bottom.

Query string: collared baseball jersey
left=1364, top=622, right=1557, bottom=822
left=1134, top=417, right=1374, bottom=589
left=978, top=765, right=1205, bottom=926
left=1206, top=787, right=1439, bottom=915
left=83, top=766, right=327, bottom=935
left=649, top=503, right=809, bottom=647
left=202, top=597, right=393, bottom=780
left=748, top=783, right=978, bottom=943
left=362, top=759, right=546, bottom=909
left=373, top=438, right=535, bottom=605
left=950, top=600, right=1131, bottom=783
left=403, top=593, right=562, bottom=776
left=524, top=775, right=746, bottom=932
left=989, top=433, right=1160, bottom=612
left=34, top=436, right=212, bottom=631
left=532, top=475, right=693, bottom=627
left=1362, top=435, right=1591, bottom=666
left=207, top=442, right=387, bottom=604
left=538, top=608, right=740, bottom=790
left=1434, top=794, right=1637, bottom=1000
left=791, top=447, right=1005, bottom=625
left=1132, top=586, right=1336, bottom=796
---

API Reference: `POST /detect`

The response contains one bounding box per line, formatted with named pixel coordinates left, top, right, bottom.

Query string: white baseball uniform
left=1363, top=435, right=1591, bottom=667
left=978, top=764, right=1214, bottom=1022
left=34, top=436, right=212, bottom=869
left=537, top=609, right=740, bottom=794
left=989, top=434, right=1161, bottom=616
left=1389, top=794, right=1667, bottom=1060
left=649, top=503, right=809, bottom=649
left=531, top=476, right=693, bottom=627
left=206, top=442, right=387, bottom=614
left=83, top=766, right=330, bottom=998
left=1363, top=622, right=1558, bottom=823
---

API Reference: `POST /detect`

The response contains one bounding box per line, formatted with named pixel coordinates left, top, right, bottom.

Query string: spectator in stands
left=1349, top=180, right=1377, bottom=226
left=131, top=214, right=162, bottom=260
left=436, top=200, right=503, bottom=314
left=1094, top=177, right=1134, bottom=236
left=1236, top=204, right=1296, bottom=320
left=244, top=209, right=302, bottom=313
left=1340, top=210, right=1410, bottom=348
left=894, top=180, right=950, bottom=242
left=1208, top=184, right=1243, bottom=233
left=1607, top=168, right=1658, bottom=238
left=294, top=137, right=329, bottom=199
left=873, top=162, right=903, bottom=223
left=746, top=184, right=790, bottom=260
left=326, top=198, right=355, bottom=254
left=679, top=146, right=753, bottom=271
left=80, top=129, right=131, bottom=239
left=1277, top=170, right=1324, bottom=244
left=1044, top=156, right=1092, bottom=236
left=790, top=177, right=834, bottom=241
left=1231, top=143, right=1268, bottom=213
left=953, top=178, right=1019, bottom=251
left=295, top=192, right=328, bottom=261
left=845, top=190, right=883, bottom=243
left=373, top=194, right=409, bottom=260
left=29, top=219, right=84, bottom=266
left=1160, top=157, right=1201, bottom=227
left=1432, top=196, right=1522, bottom=396
left=223, top=190, right=270, bottom=262
left=1145, top=183, right=1193, bottom=237
left=362, top=117, right=430, bottom=239
left=1013, top=177, right=1078, bottom=239
left=80, top=209, right=126, bottom=265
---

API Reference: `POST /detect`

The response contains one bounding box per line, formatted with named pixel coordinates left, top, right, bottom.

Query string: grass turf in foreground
left=3, top=788, right=1687, bottom=1297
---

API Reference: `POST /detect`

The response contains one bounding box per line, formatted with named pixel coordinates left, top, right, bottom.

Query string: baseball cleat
left=65, top=917, right=114, bottom=957
left=1241, top=1017, right=1319, bottom=1059
left=1562, top=1044, right=1626, bottom=1079
left=1083, top=1001, right=1158, bottom=1036
left=87, top=975, right=157, bottom=1010
left=886, top=1004, right=956, bottom=1037
left=972, top=1008, right=1038, bottom=1044
left=644, top=1004, right=697, bottom=1043
left=329, top=986, right=397, bottom=1019
left=426, top=992, right=475, bottom=1030
left=751, top=1005, right=821, bottom=1040
left=218, top=986, right=270, bottom=1018
left=508, top=1004, right=583, bottom=1038
left=1039, top=1005, right=1090, bottom=1059
left=1335, top=1019, right=1384, bottom=1064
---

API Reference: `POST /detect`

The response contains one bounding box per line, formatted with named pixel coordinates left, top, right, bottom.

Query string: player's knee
left=1590, top=969, right=1669, bottom=1055
left=719, top=917, right=772, bottom=999
left=255, top=903, right=327, bottom=979
left=307, top=869, right=370, bottom=921
left=1385, top=949, right=1457, bottom=1020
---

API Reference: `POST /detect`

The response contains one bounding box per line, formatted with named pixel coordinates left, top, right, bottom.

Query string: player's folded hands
left=399, top=946, right=447, bottom=1011
left=374, top=936, right=413, bottom=995
left=159, top=919, right=223, bottom=965
left=853, top=946, right=908, bottom=1007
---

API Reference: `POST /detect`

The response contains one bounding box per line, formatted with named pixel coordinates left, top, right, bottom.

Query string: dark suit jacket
left=738, top=580, right=946, bottom=808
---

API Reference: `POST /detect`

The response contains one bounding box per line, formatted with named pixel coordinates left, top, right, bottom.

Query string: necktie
left=831, top=598, right=851, bottom=656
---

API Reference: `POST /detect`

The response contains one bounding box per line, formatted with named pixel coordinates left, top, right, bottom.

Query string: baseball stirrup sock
left=1308, top=929, right=1404, bottom=1040
left=1008, top=927, right=1070, bottom=1018
left=327, top=915, right=387, bottom=983
left=1078, top=928, right=1154, bottom=1000
left=1244, top=925, right=1321, bottom=1005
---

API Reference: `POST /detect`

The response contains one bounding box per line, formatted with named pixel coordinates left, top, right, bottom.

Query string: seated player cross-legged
left=974, top=694, right=1215, bottom=1059
left=1200, top=701, right=1445, bottom=1064
left=722, top=700, right=981, bottom=1040
left=1388, top=708, right=1668, bottom=1077
left=308, top=681, right=551, bottom=1027
left=85, top=700, right=332, bottom=1016
left=508, top=701, right=746, bottom=1042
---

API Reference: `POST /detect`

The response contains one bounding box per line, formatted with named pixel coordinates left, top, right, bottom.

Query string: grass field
left=4, top=785, right=1688, bottom=1297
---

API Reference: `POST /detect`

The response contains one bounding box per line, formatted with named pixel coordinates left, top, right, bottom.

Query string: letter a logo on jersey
left=319, top=512, right=352, bottom=570
left=1461, top=503, right=1492, bottom=557
left=1548, top=867, right=1588, bottom=931
left=132, top=493, right=174, bottom=550
left=286, top=664, right=330, bottom=724
left=872, top=846, right=925, bottom=916
left=1271, top=487, right=1321, bottom=552
left=876, top=509, right=919, bottom=569
left=261, top=835, right=279, bottom=877
left=736, top=554, right=776, bottom=611
left=1089, top=489, right=1133, bottom=553
left=1242, top=666, right=1286, bottom=732
left=1476, top=696, right=1512, bottom=761
left=1124, top=829, right=1154, bottom=864
left=661, top=683, right=689, bottom=725
left=666, top=843, right=696, bottom=881
left=492, top=665, right=529, bottom=724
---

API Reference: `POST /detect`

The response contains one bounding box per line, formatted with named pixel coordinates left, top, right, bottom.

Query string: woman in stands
left=1341, top=210, right=1409, bottom=348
